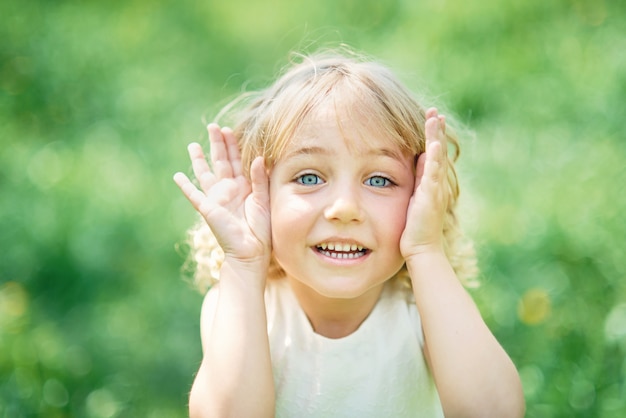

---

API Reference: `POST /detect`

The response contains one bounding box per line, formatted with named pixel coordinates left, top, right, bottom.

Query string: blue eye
left=365, top=176, right=391, bottom=187
left=297, top=174, right=322, bottom=185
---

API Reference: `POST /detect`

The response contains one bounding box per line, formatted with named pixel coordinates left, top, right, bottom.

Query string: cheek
left=387, top=212, right=409, bottom=244
left=269, top=195, right=315, bottom=272
left=374, top=196, right=411, bottom=239
left=270, top=193, right=315, bottom=236
left=384, top=202, right=411, bottom=270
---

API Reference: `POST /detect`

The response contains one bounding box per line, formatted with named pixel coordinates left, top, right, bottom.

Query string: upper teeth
left=318, top=243, right=364, bottom=252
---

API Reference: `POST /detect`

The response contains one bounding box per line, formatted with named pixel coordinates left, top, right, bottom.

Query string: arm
left=174, top=124, right=275, bottom=418
left=401, top=110, right=525, bottom=417
left=407, top=253, right=524, bottom=417
left=190, top=261, right=274, bottom=418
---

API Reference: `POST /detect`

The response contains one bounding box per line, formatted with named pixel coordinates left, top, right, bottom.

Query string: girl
left=174, top=51, right=525, bottom=417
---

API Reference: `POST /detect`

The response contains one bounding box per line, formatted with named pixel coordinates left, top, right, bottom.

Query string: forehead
left=282, top=100, right=410, bottom=160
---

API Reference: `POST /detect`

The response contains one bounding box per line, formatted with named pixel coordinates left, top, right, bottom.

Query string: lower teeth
left=320, top=250, right=364, bottom=259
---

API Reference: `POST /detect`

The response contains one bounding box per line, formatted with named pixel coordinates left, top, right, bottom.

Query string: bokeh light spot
left=0, top=281, right=29, bottom=318
left=26, top=142, right=69, bottom=189
left=604, top=303, right=626, bottom=343
left=65, top=345, right=93, bottom=377
left=569, top=378, right=596, bottom=411
left=518, top=288, right=551, bottom=325
left=13, top=367, right=36, bottom=399
left=43, top=378, right=69, bottom=408
left=33, top=324, right=64, bottom=370
left=519, top=364, right=544, bottom=399
left=12, top=337, right=38, bottom=367
left=86, top=388, right=119, bottom=418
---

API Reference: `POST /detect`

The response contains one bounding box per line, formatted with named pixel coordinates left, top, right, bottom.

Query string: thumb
left=414, top=152, right=427, bottom=191
left=246, top=156, right=271, bottom=248
left=249, top=156, right=270, bottom=209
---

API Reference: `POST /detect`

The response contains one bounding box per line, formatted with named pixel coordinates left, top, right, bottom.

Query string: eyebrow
left=369, top=147, right=406, bottom=161
left=283, top=145, right=405, bottom=161
left=282, top=146, right=330, bottom=160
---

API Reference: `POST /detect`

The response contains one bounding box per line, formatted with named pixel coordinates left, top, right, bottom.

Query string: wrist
left=219, top=257, right=269, bottom=293
left=402, top=242, right=445, bottom=261
left=404, top=249, right=451, bottom=283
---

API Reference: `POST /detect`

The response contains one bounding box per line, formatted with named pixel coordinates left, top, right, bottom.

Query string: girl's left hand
left=400, top=108, right=449, bottom=259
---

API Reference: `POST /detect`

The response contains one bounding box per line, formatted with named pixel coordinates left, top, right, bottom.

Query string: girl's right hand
left=173, top=124, right=271, bottom=273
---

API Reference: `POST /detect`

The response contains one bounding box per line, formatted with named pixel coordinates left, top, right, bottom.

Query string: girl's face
left=269, top=104, right=416, bottom=301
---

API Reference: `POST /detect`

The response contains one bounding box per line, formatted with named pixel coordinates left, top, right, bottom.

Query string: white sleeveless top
left=265, top=279, right=444, bottom=418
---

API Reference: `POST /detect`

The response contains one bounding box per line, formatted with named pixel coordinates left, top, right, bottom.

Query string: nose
left=323, top=183, right=364, bottom=223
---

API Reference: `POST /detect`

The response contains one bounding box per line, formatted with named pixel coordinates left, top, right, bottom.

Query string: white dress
left=265, top=278, right=444, bottom=418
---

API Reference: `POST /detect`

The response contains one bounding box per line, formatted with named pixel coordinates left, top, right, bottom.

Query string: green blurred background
left=1, top=0, right=625, bottom=417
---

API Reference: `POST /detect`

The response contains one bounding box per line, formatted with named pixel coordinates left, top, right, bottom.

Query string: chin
left=305, top=276, right=387, bottom=300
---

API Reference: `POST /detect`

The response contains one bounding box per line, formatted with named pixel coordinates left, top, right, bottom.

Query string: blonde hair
left=187, top=50, right=478, bottom=293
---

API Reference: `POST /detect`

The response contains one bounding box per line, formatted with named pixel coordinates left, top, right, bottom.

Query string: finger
left=414, top=143, right=443, bottom=208
left=221, top=127, right=244, bottom=178
left=188, top=143, right=216, bottom=193
left=426, top=140, right=445, bottom=179
left=423, top=116, right=447, bottom=184
left=425, top=115, right=448, bottom=157
left=424, top=108, right=439, bottom=152
left=173, top=171, right=209, bottom=212
left=208, top=123, right=234, bottom=179
left=425, top=107, right=438, bottom=119
left=420, top=110, right=443, bottom=192
left=425, top=115, right=440, bottom=148
left=175, top=171, right=243, bottom=231
left=173, top=171, right=190, bottom=190
left=437, top=115, right=448, bottom=158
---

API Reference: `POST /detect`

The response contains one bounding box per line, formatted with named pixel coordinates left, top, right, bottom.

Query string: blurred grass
left=1, top=0, right=625, bottom=417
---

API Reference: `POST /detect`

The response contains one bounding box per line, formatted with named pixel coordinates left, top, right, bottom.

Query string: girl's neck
left=286, top=277, right=385, bottom=339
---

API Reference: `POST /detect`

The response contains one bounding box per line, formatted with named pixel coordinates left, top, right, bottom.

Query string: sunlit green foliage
left=1, top=0, right=625, bottom=416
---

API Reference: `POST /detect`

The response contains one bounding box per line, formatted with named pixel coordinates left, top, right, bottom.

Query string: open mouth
left=315, top=242, right=369, bottom=259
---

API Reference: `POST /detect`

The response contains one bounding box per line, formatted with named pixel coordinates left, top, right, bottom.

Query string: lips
left=315, top=242, right=369, bottom=259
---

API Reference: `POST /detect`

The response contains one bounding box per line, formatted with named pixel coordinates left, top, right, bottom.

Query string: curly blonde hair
left=186, top=50, right=478, bottom=293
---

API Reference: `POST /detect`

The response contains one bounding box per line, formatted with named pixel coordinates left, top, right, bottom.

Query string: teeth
left=326, top=252, right=360, bottom=259
left=317, top=242, right=367, bottom=256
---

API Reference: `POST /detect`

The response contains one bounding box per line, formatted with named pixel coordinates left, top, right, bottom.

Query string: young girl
left=174, top=51, right=525, bottom=417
